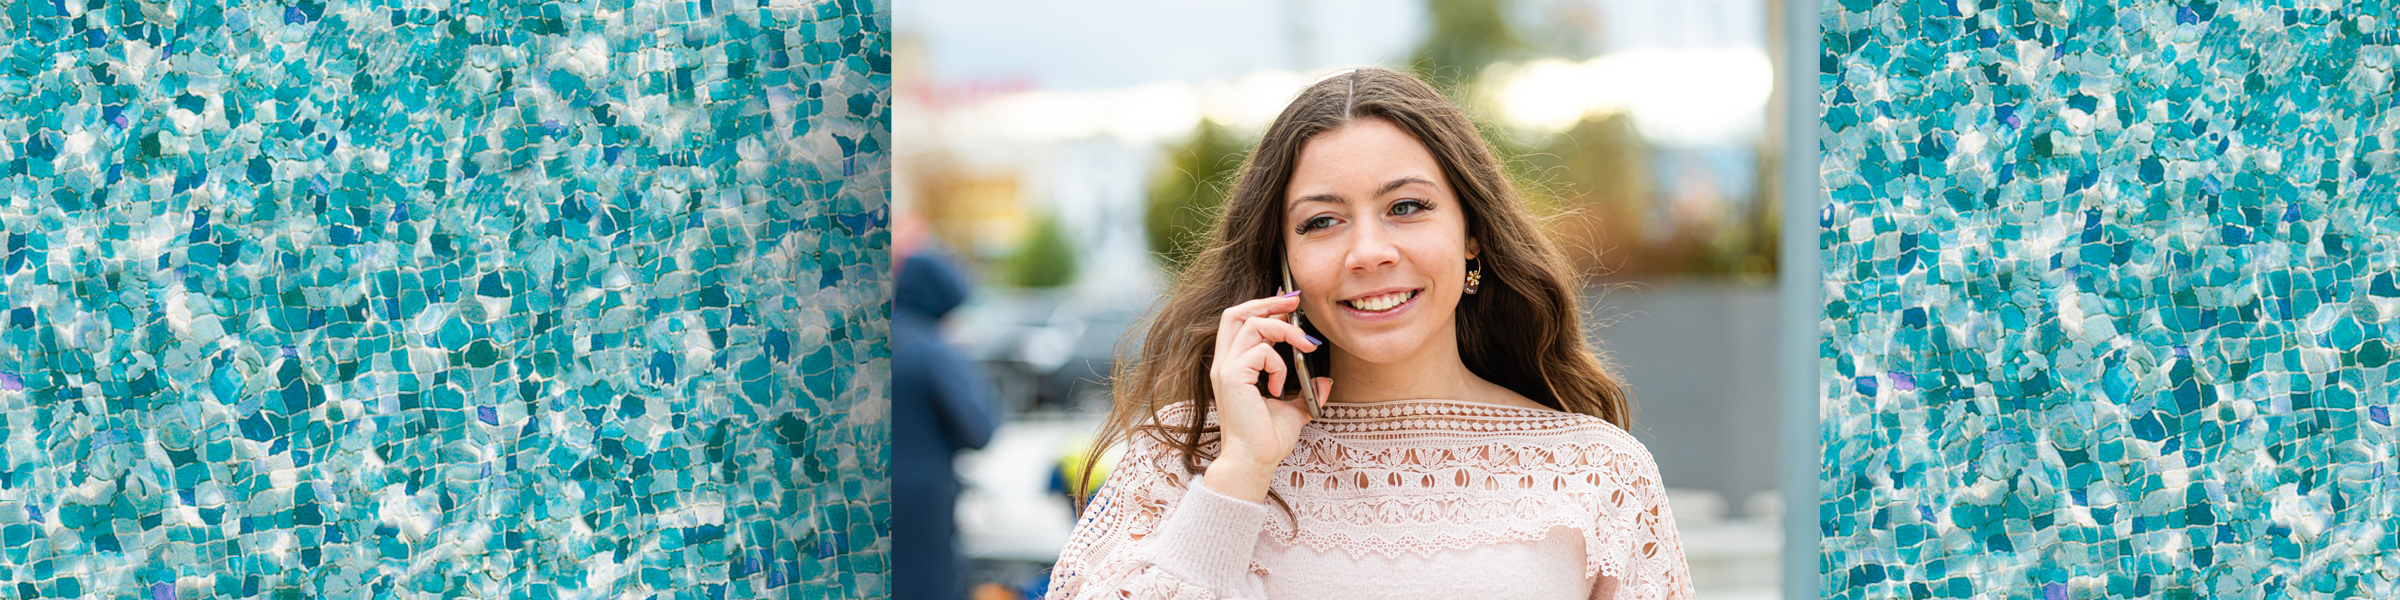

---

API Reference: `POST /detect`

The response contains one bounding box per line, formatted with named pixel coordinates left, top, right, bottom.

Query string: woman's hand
left=1202, top=291, right=1333, bottom=503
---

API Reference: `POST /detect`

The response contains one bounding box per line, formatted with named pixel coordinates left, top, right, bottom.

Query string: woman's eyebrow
left=1377, top=176, right=1437, bottom=197
left=1291, top=176, right=1439, bottom=209
left=1292, top=192, right=1345, bottom=207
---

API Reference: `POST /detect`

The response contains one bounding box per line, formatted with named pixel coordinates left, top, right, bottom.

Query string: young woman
left=1047, top=68, right=1691, bottom=599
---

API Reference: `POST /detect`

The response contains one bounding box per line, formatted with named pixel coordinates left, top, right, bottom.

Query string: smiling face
left=1282, top=117, right=1479, bottom=367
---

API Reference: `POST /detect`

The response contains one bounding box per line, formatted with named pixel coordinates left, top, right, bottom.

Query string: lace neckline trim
left=1309, top=398, right=1601, bottom=435
left=1317, top=397, right=1565, bottom=416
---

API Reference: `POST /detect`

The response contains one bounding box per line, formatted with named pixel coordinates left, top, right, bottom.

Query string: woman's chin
left=1324, top=331, right=1437, bottom=366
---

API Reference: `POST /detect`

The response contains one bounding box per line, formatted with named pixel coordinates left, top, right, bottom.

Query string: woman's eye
left=1390, top=199, right=1432, bottom=217
left=1297, top=215, right=1339, bottom=233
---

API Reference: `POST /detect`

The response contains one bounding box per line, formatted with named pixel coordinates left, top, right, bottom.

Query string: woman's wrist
left=1201, top=458, right=1274, bottom=503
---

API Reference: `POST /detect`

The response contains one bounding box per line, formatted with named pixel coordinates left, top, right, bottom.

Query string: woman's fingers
left=1311, top=377, right=1331, bottom=413
left=1229, top=340, right=1288, bottom=399
left=1216, top=316, right=1317, bottom=399
left=1238, top=316, right=1319, bottom=352
left=1266, top=376, right=1330, bottom=416
left=1214, top=293, right=1302, bottom=355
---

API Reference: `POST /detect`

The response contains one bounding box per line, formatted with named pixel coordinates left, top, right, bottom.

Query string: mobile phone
left=1281, top=261, right=1322, bottom=418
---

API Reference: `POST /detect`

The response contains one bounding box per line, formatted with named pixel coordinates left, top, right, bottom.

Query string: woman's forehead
left=1286, top=120, right=1446, bottom=199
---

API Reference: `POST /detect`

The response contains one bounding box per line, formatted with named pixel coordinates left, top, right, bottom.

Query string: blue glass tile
left=0, top=0, right=890, bottom=598
left=1822, top=0, right=2398, bottom=597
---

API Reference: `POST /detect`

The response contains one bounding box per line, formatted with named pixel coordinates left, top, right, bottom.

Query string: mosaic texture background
left=0, top=0, right=888, bottom=598
left=1821, top=0, right=2398, bottom=598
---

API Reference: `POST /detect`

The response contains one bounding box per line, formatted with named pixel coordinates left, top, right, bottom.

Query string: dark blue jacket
left=891, top=252, right=999, bottom=600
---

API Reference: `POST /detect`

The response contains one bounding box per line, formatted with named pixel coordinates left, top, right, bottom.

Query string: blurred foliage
left=1516, top=113, right=1651, bottom=277
left=1518, top=113, right=1779, bottom=280
left=1409, top=0, right=1529, bottom=89
left=1007, top=212, right=1079, bottom=288
left=1512, top=0, right=1606, bottom=60
left=1146, top=120, right=1250, bottom=274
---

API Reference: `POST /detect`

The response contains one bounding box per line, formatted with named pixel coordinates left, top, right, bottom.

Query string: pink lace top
left=1047, top=399, right=1694, bottom=600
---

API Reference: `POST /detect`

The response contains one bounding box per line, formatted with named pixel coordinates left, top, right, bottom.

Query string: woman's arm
left=1047, top=423, right=1274, bottom=600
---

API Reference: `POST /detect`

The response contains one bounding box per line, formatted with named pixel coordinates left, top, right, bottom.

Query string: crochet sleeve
left=1046, top=417, right=1272, bottom=600
left=1587, top=433, right=1696, bottom=600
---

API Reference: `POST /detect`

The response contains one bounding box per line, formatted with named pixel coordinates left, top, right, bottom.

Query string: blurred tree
left=1521, top=111, right=1779, bottom=280
left=1520, top=112, right=1652, bottom=278
left=1409, top=0, right=1528, bottom=90
left=1146, top=120, right=1251, bottom=274
left=1516, top=0, right=1605, bottom=60
left=1006, top=212, right=1078, bottom=288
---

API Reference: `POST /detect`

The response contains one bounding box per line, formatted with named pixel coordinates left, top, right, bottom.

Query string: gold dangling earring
left=1464, top=258, right=1481, bottom=295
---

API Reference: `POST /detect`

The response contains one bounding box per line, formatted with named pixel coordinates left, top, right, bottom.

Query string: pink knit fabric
left=1047, top=399, right=1694, bottom=600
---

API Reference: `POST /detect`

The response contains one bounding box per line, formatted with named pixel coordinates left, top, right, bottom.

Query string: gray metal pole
left=1778, top=0, right=1820, bottom=597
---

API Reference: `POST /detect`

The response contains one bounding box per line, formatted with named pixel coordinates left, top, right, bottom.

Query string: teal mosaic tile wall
left=0, top=0, right=888, bottom=597
left=1821, top=0, right=2398, bottom=598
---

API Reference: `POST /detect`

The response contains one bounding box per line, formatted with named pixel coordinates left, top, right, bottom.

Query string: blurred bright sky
left=898, top=0, right=1765, bottom=91
left=898, top=0, right=1425, bottom=91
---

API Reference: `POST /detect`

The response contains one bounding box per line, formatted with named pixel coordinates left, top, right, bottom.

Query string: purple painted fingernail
left=1278, top=289, right=1301, bottom=298
left=1305, top=334, right=1324, bottom=346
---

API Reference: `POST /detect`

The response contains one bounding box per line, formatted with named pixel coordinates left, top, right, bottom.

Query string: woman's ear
left=1466, top=237, right=1481, bottom=260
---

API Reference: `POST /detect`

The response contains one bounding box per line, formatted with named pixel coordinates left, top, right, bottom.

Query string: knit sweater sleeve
left=1047, top=418, right=1271, bottom=600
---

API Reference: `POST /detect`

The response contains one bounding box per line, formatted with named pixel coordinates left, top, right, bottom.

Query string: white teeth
left=1345, top=291, right=1415, bottom=312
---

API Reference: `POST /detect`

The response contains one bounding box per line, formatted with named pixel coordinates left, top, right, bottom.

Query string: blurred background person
left=898, top=1, right=1791, bottom=597
left=893, top=208, right=1005, bottom=600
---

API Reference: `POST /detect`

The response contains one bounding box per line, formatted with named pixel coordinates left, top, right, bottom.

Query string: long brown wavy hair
left=1079, top=67, right=1633, bottom=506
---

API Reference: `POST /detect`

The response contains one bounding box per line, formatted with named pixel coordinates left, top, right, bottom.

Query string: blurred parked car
left=947, top=291, right=1148, bottom=415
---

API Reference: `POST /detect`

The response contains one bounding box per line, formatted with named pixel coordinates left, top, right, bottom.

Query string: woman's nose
left=1343, top=224, right=1401, bottom=271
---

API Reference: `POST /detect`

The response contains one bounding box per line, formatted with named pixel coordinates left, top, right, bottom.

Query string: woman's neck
left=1319, top=326, right=1550, bottom=410
left=1323, top=332, right=1483, bottom=404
